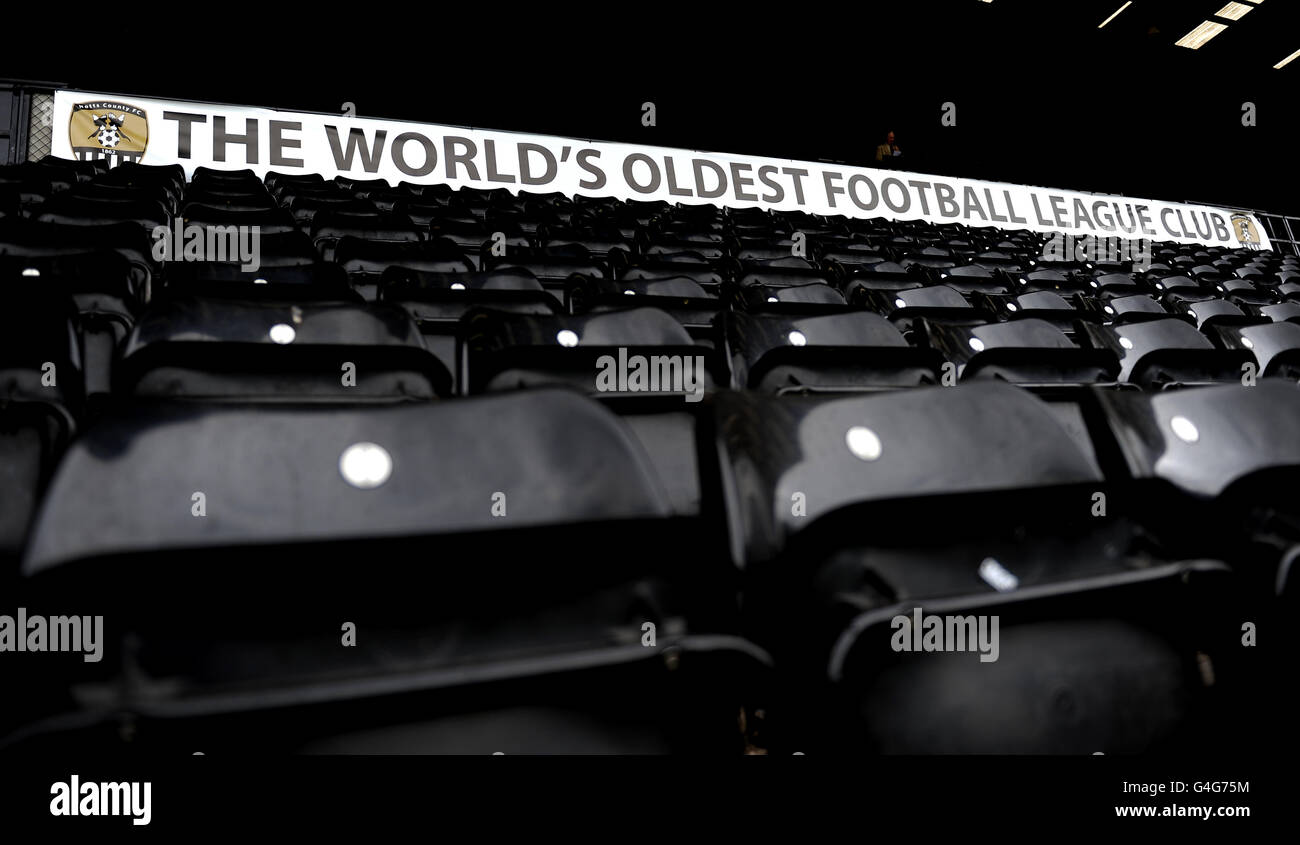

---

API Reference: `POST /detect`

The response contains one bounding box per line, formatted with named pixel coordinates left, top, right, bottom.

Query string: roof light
left=1176, top=21, right=1228, bottom=49
left=1099, top=2, right=1132, bottom=28
left=1214, top=2, right=1254, bottom=20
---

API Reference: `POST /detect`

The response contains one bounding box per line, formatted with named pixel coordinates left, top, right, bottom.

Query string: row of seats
left=6, top=262, right=1300, bottom=407
left=6, top=157, right=1297, bottom=290
left=2, top=156, right=1296, bottom=754
left=4, top=379, right=1295, bottom=752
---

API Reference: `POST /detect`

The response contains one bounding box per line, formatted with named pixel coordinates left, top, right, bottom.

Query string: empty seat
left=723, top=310, right=942, bottom=392
left=1217, top=277, right=1276, bottom=307
left=1148, top=273, right=1202, bottom=294
left=23, top=389, right=692, bottom=577
left=0, top=286, right=82, bottom=562
left=1097, top=381, right=1300, bottom=499
left=1092, top=272, right=1141, bottom=294
left=0, top=219, right=156, bottom=287
left=180, top=204, right=297, bottom=236
left=540, top=226, right=633, bottom=264
left=160, top=261, right=358, bottom=302
left=565, top=274, right=721, bottom=333
left=1164, top=296, right=1254, bottom=332
left=334, top=237, right=472, bottom=301
left=33, top=194, right=169, bottom=231
left=1083, top=318, right=1252, bottom=387
left=462, top=307, right=717, bottom=398
left=311, top=210, right=422, bottom=263
left=1014, top=268, right=1089, bottom=294
left=2, top=251, right=141, bottom=398
left=866, top=284, right=980, bottom=331
left=623, top=260, right=726, bottom=293
left=1259, top=302, right=1300, bottom=324
left=737, top=281, right=847, bottom=313
left=484, top=243, right=608, bottom=287
left=381, top=266, right=562, bottom=391
left=427, top=210, right=500, bottom=258
left=182, top=189, right=277, bottom=214
left=713, top=383, right=1247, bottom=753
left=920, top=318, right=1119, bottom=385
left=979, top=289, right=1093, bottom=336
left=1102, top=293, right=1170, bottom=324
left=936, top=263, right=1008, bottom=295
left=11, top=389, right=765, bottom=753
left=898, top=246, right=957, bottom=271
left=1095, top=380, right=1300, bottom=605
left=116, top=297, right=451, bottom=400
left=380, top=266, right=559, bottom=322
left=713, top=382, right=1104, bottom=562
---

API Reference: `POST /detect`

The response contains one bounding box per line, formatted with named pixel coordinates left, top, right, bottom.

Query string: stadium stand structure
left=1, top=86, right=1298, bottom=755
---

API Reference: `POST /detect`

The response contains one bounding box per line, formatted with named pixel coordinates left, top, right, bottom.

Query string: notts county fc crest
left=1230, top=213, right=1262, bottom=251
left=68, top=100, right=148, bottom=167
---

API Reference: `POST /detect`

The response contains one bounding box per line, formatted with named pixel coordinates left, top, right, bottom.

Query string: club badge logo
left=68, top=100, right=148, bottom=167
left=1230, top=213, right=1262, bottom=250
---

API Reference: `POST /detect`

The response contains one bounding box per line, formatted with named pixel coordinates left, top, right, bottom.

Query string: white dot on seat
left=969, top=336, right=986, bottom=352
left=253, top=278, right=268, bottom=285
left=788, top=330, right=807, bottom=346
left=979, top=557, right=1020, bottom=592
left=556, top=329, right=579, bottom=347
left=1006, top=302, right=1018, bottom=312
left=269, top=323, right=296, bottom=344
left=1119, top=336, right=1134, bottom=350
left=894, top=297, right=906, bottom=309
left=1241, top=336, right=1254, bottom=349
left=339, top=442, right=392, bottom=489
left=1170, top=415, right=1199, bottom=444
left=450, top=282, right=466, bottom=290
left=845, top=426, right=882, bottom=461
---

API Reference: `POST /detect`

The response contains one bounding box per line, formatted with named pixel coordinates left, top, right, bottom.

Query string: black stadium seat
left=14, top=390, right=764, bottom=753
left=0, top=286, right=82, bottom=566
left=461, top=306, right=719, bottom=398
left=919, top=317, right=1119, bottom=385
left=713, top=383, right=1249, bottom=753
left=723, top=310, right=942, bottom=392
left=1083, top=318, right=1252, bottom=387
left=115, top=297, right=452, bottom=400
left=1, top=250, right=141, bottom=398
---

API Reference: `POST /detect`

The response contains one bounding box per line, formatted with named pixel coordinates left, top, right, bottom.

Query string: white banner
left=51, top=90, right=1271, bottom=251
